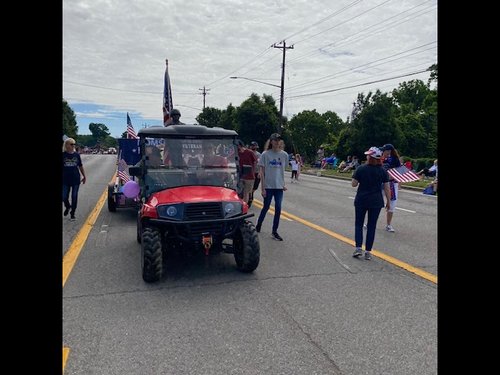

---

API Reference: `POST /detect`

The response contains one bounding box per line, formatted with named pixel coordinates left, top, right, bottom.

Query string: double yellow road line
left=252, top=199, right=437, bottom=284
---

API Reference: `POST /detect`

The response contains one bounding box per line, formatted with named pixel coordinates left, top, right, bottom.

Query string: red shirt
left=238, top=148, right=257, bottom=180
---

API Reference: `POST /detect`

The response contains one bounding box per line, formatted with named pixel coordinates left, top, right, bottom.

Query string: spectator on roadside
left=381, top=143, right=401, bottom=233
left=295, top=153, right=303, bottom=179
left=237, top=140, right=257, bottom=205
left=289, top=156, right=299, bottom=183
left=317, top=146, right=325, bottom=161
left=63, top=138, right=87, bottom=221
left=255, top=133, right=288, bottom=241
left=337, top=156, right=351, bottom=171
left=340, top=155, right=359, bottom=172
left=352, top=147, right=391, bottom=260
left=423, top=177, right=438, bottom=195
left=417, top=159, right=438, bottom=178
left=321, top=153, right=337, bottom=169
left=404, top=159, right=413, bottom=171
left=249, top=141, right=261, bottom=195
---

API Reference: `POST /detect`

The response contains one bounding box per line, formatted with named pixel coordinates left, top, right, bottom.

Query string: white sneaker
left=385, top=225, right=395, bottom=232
left=352, top=247, right=363, bottom=257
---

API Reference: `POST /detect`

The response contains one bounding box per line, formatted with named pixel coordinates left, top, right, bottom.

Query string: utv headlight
left=223, top=201, right=242, bottom=217
left=157, top=204, right=184, bottom=220
left=166, top=206, right=177, bottom=217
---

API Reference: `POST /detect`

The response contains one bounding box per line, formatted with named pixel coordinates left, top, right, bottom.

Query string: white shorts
left=388, top=182, right=398, bottom=212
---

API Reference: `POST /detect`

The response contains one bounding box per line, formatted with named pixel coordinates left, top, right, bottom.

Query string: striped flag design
left=387, top=165, right=420, bottom=183
left=127, top=113, right=138, bottom=139
left=117, top=158, right=131, bottom=183
left=163, top=59, right=173, bottom=126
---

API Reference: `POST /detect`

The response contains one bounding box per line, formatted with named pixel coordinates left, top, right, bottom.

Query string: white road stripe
left=395, top=207, right=416, bottom=213
left=348, top=196, right=416, bottom=213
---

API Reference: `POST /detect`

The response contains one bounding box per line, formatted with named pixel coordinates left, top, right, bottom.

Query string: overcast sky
left=63, top=0, right=437, bottom=138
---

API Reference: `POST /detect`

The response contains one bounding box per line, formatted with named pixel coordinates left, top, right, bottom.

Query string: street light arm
left=229, top=76, right=281, bottom=88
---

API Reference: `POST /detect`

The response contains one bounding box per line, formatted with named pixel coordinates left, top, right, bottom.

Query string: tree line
left=62, top=99, right=117, bottom=149
left=63, top=64, right=437, bottom=164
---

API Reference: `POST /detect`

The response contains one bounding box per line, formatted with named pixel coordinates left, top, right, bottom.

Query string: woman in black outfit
left=62, top=138, right=86, bottom=221
left=351, top=147, right=391, bottom=260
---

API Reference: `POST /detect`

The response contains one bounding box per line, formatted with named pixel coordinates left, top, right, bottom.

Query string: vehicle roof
left=137, top=124, right=238, bottom=138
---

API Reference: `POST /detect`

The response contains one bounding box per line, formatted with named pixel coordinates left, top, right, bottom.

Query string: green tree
left=89, top=123, right=111, bottom=144
left=347, top=90, right=404, bottom=158
left=427, top=63, right=437, bottom=87
left=219, top=104, right=237, bottom=130
left=391, top=80, right=429, bottom=114
left=75, top=134, right=95, bottom=147
left=235, top=93, right=278, bottom=145
left=392, top=79, right=437, bottom=157
left=287, top=110, right=329, bottom=162
left=62, top=99, right=78, bottom=139
left=196, top=107, right=223, bottom=127
left=322, top=110, right=346, bottom=137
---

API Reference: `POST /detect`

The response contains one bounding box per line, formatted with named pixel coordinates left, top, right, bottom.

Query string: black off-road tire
left=141, top=227, right=163, bottom=282
left=107, top=185, right=116, bottom=212
left=234, top=220, right=260, bottom=272
left=136, top=211, right=142, bottom=244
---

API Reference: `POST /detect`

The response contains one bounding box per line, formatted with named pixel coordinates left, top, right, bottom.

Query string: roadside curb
left=300, top=170, right=424, bottom=192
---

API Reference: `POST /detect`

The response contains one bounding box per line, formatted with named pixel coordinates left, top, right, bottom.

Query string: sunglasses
left=69, top=143, right=76, bottom=146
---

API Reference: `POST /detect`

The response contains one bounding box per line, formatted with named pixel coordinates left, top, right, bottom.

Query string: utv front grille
left=185, top=202, right=223, bottom=220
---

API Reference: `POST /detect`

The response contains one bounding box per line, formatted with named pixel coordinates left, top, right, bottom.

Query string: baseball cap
left=250, top=141, right=259, bottom=148
left=269, top=133, right=282, bottom=141
left=236, top=140, right=245, bottom=147
left=381, top=143, right=395, bottom=151
left=364, top=146, right=382, bottom=159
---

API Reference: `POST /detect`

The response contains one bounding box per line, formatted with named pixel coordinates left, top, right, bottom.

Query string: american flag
left=387, top=165, right=420, bottom=183
left=127, top=113, right=138, bottom=139
left=163, top=59, right=173, bottom=126
left=117, top=158, right=131, bottom=183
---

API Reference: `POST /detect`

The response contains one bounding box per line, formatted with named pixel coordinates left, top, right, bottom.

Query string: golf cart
left=129, top=124, right=260, bottom=282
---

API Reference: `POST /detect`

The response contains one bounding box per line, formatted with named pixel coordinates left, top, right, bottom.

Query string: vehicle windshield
left=141, top=137, right=238, bottom=195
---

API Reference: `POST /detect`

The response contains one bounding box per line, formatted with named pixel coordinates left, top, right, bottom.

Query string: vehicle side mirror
left=129, top=166, right=142, bottom=177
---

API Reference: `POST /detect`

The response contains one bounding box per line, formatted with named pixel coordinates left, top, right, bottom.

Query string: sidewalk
left=299, top=168, right=424, bottom=192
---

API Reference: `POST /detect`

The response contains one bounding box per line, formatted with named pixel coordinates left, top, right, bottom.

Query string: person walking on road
left=249, top=141, right=261, bottom=198
left=380, top=143, right=401, bottom=232
left=255, top=133, right=288, bottom=241
left=62, top=138, right=86, bottom=221
left=237, top=140, right=257, bottom=205
left=351, top=147, right=391, bottom=260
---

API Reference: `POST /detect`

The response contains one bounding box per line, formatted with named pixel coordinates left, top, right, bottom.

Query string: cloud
left=64, top=0, right=437, bottom=137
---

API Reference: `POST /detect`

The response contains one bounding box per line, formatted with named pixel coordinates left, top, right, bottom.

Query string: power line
left=291, top=0, right=394, bottom=45
left=286, top=41, right=436, bottom=92
left=64, top=80, right=159, bottom=94
left=280, top=0, right=364, bottom=41
left=286, top=69, right=429, bottom=99
left=287, top=0, right=436, bottom=65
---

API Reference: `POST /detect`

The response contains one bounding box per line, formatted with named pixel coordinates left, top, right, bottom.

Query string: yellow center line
left=63, top=174, right=115, bottom=373
left=62, top=186, right=108, bottom=287
left=63, top=347, right=70, bottom=373
left=252, top=198, right=437, bottom=284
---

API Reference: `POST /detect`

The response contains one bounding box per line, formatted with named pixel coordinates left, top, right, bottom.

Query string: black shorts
left=253, top=175, right=260, bottom=191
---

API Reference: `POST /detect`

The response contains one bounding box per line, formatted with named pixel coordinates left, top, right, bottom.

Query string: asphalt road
left=63, top=155, right=437, bottom=375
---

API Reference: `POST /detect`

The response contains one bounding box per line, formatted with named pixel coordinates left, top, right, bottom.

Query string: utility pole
left=199, top=86, right=210, bottom=110
left=273, top=40, right=294, bottom=133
